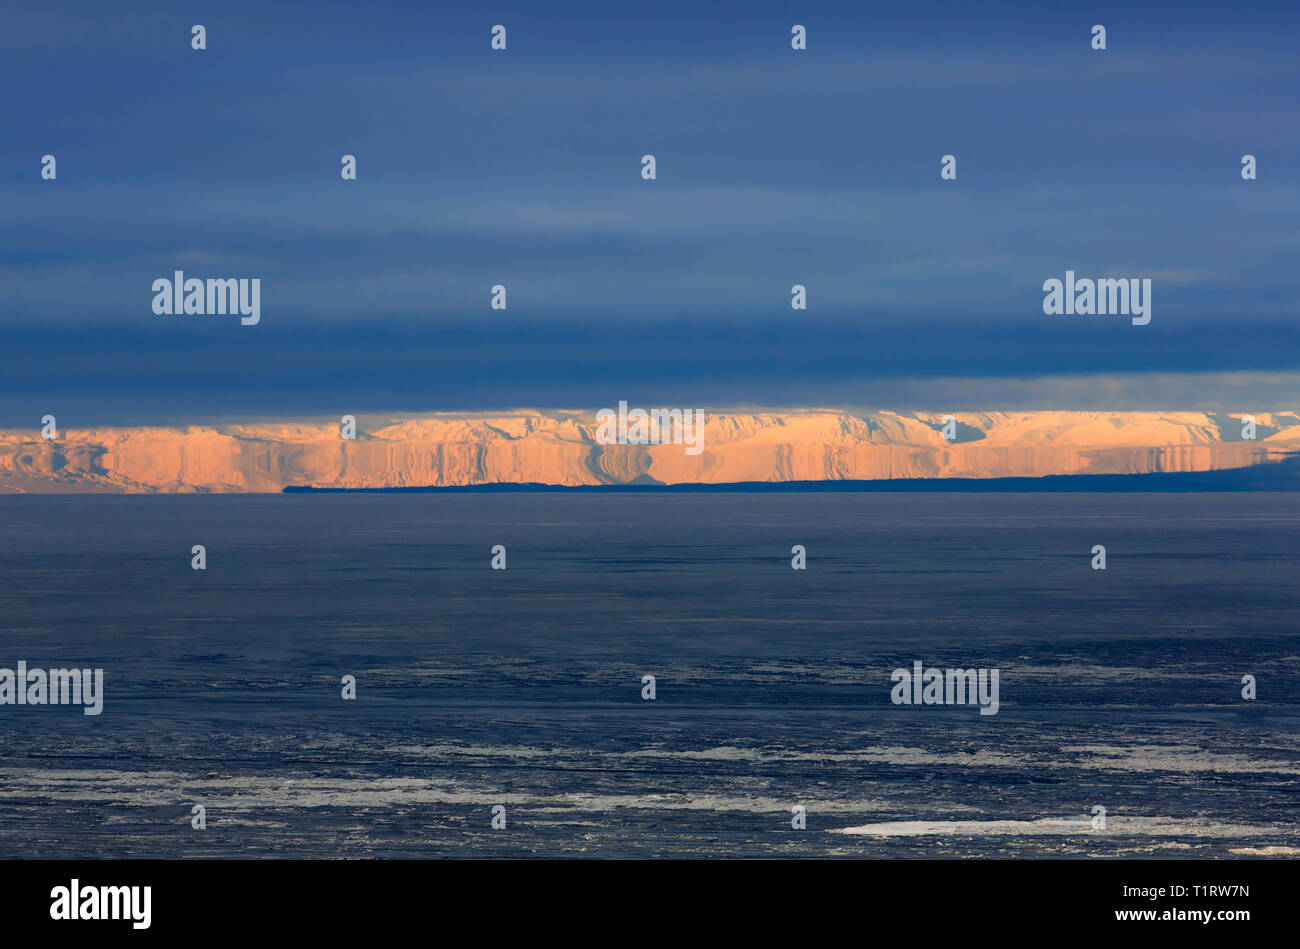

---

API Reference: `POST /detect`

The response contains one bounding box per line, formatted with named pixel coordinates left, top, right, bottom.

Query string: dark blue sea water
left=0, top=493, right=1296, bottom=858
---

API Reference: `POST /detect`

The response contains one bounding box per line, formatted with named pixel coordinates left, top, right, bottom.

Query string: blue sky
left=3, top=0, right=1299, bottom=424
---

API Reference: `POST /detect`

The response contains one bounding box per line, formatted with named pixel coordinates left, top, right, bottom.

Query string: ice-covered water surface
left=0, top=493, right=1296, bottom=857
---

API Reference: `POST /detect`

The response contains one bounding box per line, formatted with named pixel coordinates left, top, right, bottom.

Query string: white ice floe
left=830, top=816, right=1288, bottom=838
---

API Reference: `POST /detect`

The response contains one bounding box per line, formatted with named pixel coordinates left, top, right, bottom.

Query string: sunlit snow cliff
left=1, top=410, right=1297, bottom=493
